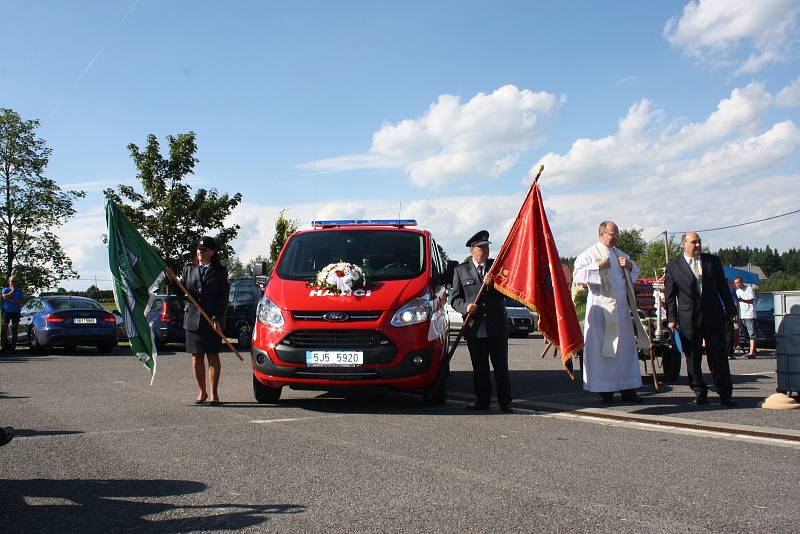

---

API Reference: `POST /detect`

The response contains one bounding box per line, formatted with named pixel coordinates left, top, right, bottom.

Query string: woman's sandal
left=194, top=395, right=208, bottom=404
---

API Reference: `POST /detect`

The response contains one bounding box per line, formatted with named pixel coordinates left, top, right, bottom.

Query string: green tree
left=226, top=256, right=246, bottom=278
left=0, top=108, right=85, bottom=293
left=760, top=271, right=800, bottom=291
left=86, top=284, right=101, bottom=300
left=617, top=228, right=646, bottom=260
left=267, top=209, right=299, bottom=271
left=749, top=245, right=782, bottom=276
left=104, top=132, right=242, bottom=274
left=781, top=249, right=800, bottom=276
left=638, top=236, right=681, bottom=279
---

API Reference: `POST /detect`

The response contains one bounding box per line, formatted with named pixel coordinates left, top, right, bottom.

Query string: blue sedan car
left=16, top=296, right=118, bottom=353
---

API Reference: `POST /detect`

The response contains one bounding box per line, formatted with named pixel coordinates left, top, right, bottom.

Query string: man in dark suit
left=450, top=230, right=512, bottom=412
left=665, top=231, right=738, bottom=407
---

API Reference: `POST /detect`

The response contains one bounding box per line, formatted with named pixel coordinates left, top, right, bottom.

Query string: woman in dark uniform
left=182, top=236, right=230, bottom=405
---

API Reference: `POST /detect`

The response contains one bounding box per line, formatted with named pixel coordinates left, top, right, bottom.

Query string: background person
left=180, top=236, right=230, bottom=405
left=2, top=276, right=25, bottom=353
left=573, top=221, right=645, bottom=404
left=734, top=276, right=758, bottom=359
left=665, top=232, right=738, bottom=407
left=450, top=230, right=513, bottom=413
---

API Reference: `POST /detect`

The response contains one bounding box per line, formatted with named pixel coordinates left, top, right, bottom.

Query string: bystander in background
left=734, top=276, right=759, bottom=359
left=1, top=276, right=25, bottom=353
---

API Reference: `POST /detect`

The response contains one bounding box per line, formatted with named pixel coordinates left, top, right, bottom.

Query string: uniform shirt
left=2, top=287, right=24, bottom=313
left=736, top=285, right=756, bottom=319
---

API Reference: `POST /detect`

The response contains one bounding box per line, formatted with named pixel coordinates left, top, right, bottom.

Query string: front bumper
left=252, top=346, right=436, bottom=389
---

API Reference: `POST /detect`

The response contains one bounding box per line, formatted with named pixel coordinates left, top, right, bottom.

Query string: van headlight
left=391, top=295, right=432, bottom=327
left=256, top=296, right=285, bottom=328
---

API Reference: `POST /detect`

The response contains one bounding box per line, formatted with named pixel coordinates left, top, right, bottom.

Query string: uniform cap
left=466, top=230, right=491, bottom=248
left=197, top=235, right=217, bottom=250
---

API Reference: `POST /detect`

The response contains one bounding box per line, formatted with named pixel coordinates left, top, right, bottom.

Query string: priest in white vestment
left=573, top=221, right=647, bottom=403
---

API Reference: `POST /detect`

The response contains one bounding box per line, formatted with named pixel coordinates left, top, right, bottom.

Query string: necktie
left=690, top=258, right=702, bottom=294
left=478, top=264, right=484, bottom=279
left=200, top=265, right=207, bottom=278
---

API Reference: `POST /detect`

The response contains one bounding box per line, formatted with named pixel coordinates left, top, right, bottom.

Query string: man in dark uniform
left=665, top=231, right=738, bottom=407
left=449, top=230, right=512, bottom=412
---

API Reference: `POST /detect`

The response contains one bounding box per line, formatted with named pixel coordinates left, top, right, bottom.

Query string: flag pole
left=433, top=165, right=545, bottom=388
left=163, top=266, right=244, bottom=362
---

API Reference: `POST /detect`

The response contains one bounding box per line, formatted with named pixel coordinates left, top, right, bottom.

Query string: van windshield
left=277, top=230, right=426, bottom=281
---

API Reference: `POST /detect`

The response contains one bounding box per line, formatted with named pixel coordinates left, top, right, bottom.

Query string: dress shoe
left=621, top=392, right=644, bottom=403
left=466, top=403, right=490, bottom=411
left=720, top=398, right=737, bottom=408
left=499, top=404, right=514, bottom=413
left=599, top=392, right=615, bottom=404
left=692, top=395, right=708, bottom=406
left=746, top=353, right=756, bottom=359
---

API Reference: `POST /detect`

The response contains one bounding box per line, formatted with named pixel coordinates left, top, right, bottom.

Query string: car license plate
left=306, top=351, right=363, bottom=366
left=74, top=318, right=97, bottom=324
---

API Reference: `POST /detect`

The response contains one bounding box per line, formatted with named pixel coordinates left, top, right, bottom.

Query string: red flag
left=488, top=182, right=583, bottom=377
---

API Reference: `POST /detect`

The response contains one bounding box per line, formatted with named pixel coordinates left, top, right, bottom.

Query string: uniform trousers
left=465, top=335, right=511, bottom=406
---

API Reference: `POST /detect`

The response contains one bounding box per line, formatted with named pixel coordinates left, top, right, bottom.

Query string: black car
left=754, top=291, right=775, bottom=349
left=147, top=295, right=186, bottom=349
left=224, top=277, right=263, bottom=349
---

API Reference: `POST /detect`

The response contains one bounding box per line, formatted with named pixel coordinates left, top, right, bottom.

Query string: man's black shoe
left=720, top=398, right=737, bottom=408
left=692, top=396, right=709, bottom=406
left=499, top=404, right=514, bottom=413
left=466, top=403, right=490, bottom=411
left=599, top=393, right=615, bottom=404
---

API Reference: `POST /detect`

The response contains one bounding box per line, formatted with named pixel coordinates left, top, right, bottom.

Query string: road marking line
left=738, top=372, right=775, bottom=376
left=250, top=414, right=348, bottom=424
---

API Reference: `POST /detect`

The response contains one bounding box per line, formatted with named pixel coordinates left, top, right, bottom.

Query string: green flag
left=106, top=198, right=166, bottom=383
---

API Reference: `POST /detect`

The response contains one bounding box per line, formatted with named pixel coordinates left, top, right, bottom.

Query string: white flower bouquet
left=308, top=261, right=367, bottom=295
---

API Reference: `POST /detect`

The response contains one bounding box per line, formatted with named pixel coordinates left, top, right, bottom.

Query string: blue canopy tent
left=723, top=266, right=760, bottom=285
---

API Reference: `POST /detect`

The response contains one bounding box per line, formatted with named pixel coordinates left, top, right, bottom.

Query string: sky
left=2, top=0, right=800, bottom=290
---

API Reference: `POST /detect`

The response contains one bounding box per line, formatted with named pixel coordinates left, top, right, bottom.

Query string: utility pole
left=662, top=231, right=670, bottom=267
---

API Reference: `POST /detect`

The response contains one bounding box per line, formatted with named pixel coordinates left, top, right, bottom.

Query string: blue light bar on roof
left=311, top=219, right=418, bottom=228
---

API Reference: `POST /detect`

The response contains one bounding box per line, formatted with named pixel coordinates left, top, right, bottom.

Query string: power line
left=646, top=208, right=800, bottom=244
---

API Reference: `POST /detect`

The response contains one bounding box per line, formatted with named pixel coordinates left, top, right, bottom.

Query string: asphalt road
left=1, top=338, right=799, bottom=533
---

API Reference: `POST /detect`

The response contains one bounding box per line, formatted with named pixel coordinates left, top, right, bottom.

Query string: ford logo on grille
left=323, top=312, right=349, bottom=322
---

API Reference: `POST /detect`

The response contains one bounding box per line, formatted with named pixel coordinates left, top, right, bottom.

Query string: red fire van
left=250, top=220, right=452, bottom=405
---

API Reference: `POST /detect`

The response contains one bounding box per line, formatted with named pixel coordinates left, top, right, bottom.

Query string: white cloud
left=776, top=77, right=800, bottom=107
left=298, top=85, right=562, bottom=188
left=534, top=82, right=798, bottom=187
left=664, top=0, right=800, bottom=74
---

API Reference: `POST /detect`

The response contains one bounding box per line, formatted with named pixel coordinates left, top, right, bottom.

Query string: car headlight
left=391, top=294, right=433, bottom=327
left=256, top=296, right=285, bottom=328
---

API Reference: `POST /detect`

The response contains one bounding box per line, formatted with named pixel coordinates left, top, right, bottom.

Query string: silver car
left=505, top=297, right=538, bottom=338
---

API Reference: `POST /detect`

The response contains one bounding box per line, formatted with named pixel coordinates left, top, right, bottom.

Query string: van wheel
left=253, top=376, right=281, bottom=404
left=237, top=324, right=252, bottom=350
left=423, top=373, right=448, bottom=407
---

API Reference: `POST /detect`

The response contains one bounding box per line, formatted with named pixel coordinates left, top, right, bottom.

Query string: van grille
left=292, top=311, right=382, bottom=322
left=282, top=330, right=392, bottom=349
